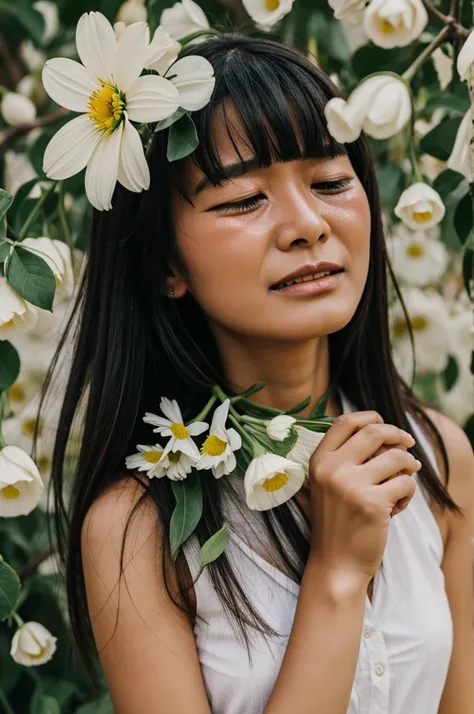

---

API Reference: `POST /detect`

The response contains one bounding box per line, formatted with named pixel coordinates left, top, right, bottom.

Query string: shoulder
left=421, top=406, right=474, bottom=519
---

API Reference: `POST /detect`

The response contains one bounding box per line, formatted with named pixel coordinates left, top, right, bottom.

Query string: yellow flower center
left=406, top=242, right=425, bottom=258
left=143, top=451, right=163, bottom=463
left=262, top=472, right=289, bottom=492
left=88, top=83, right=125, bottom=134
left=381, top=19, right=396, bottom=34
left=2, top=319, right=15, bottom=329
left=393, top=315, right=428, bottom=337
left=9, top=382, right=26, bottom=402
left=22, top=417, right=43, bottom=438
left=412, top=210, right=432, bottom=223
left=28, top=645, right=47, bottom=659
left=170, top=422, right=190, bottom=440
left=2, top=485, right=20, bottom=499
left=201, top=434, right=227, bottom=457
left=265, top=0, right=280, bottom=10
left=168, top=451, right=181, bottom=463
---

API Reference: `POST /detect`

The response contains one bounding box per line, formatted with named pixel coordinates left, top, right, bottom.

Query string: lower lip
left=272, top=271, right=344, bottom=296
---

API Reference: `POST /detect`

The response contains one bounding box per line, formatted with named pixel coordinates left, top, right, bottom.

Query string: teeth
left=278, top=271, right=333, bottom=289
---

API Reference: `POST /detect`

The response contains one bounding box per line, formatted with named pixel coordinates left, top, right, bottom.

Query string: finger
left=379, top=473, right=417, bottom=508
left=319, top=411, right=384, bottom=453
left=362, top=448, right=421, bottom=485
left=339, top=424, right=415, bottom=465
left=391, top=493, right=413, bottom=516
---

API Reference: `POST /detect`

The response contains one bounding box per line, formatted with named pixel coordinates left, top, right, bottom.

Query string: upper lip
left=272, top=262, right=344, bottom=287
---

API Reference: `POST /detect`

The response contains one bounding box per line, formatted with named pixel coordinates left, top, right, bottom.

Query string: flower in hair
left=41, top=11, right=215, bottom=211
left=160, top=0, right=210, bottom=41
left=197, top=399, right=242, bottom=478
left=241, top=0, right=294, bottom=31
left=144, top=397, right=209, bottom=461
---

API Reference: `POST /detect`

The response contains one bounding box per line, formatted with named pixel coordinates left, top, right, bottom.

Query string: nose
left=273, top=189, right=331, bottom=251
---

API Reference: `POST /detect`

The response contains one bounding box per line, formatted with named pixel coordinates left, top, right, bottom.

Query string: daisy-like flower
left=394, top=182, right=446, bottom=230
left=197, top=399, right=242, bottom=478
left=155, top=449, right=195, bottom=480
left=287, top=425, right=326, bottom=475
left=144, top=397, right=208, bottom=461
left=244, top=453, right=305, bottom=511
left=41, top=12, right=215, bottom=211
left=0, top=445, right=44, bottom=517
left=386, top=224, right=448, bottom=287
left=125, top=444, right=165, bottom=477
left=0, top=278, right=39, bottom=338
left=266, top=414, right=296, bottom=441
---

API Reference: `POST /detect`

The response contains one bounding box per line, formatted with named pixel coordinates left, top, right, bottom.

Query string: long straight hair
left=40, top=33, right=460, bottom=688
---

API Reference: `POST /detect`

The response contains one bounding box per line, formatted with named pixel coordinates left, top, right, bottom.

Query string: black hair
left=39, top=32, right=461, bottom=688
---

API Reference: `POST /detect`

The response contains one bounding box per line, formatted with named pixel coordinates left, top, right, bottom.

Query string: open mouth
left=270, top=268, right=344, bottom=291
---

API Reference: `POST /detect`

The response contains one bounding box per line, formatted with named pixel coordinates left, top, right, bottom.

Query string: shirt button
left=375, top=664, right=385, bottom=676
left=363, top=627, right=372, bottom=638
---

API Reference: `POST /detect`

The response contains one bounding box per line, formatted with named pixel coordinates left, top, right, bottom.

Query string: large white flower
left=457, top=29, right=474, bottom=82
left=125, top=444, right=165, bottom=476
left=0, top=278, right=39, bottom=338
left=394, top=183, right=446, bottom=230
left=325, top=73, right=411, bottom=143
left=116, top=0, right=148, bottom=25
left=364, top=0, right=428, bottom=49
left=439, top=361, right=474, bottom=426
left=242, top=0, right=294, bottom=31
left=1, top=92, right=37, bottom=126
left=10, top=621, right=57, bottom=667
left=3, top=151, right=41, bottom=199
left=22, top=237, right=74, bottom=298
left=197, top=399, right=242, bottom=478
left=390, top=287, right=451, bottom=381
left=146, top=27, right=181, bottom=75
left=287, top=425, right=325, bottom=474
left=244, top=453, right=305, bottom=511
left=386, top=224, right=448, bottom=287
left=160, top=0, right=209, bottom=41
left=266, top=414, right=296, bottom=441
left=447, top=109, right=473, bottom=183
left=0, top=445, right=44, bottom=517
left=144, top=397, right=208, bottom=460
left=328, top=0, right=367, bottom=22
left=42, top=12, right=215, bottom=211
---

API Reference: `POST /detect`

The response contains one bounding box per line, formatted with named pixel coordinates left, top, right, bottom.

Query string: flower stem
left=11, top=611, right=24, bottom=628
left=0, top=687, right=16, bottom=714
left=191, top=394, right=217, bottom=423
left=179, top=28, right=221, bottom=46
left=18, top=181, right=58, bottom=241
left=402, top=24, right=452, bottom=83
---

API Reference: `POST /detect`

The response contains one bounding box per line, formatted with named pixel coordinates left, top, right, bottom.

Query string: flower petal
left=188, top=421, right=209, bottom=436
left=227, top=428, right=242, bottom=451
left=126, top=74, right=180, bottom=123
left=143, top=412, right=171, bottom=427
left=145, top=26, right=181, bottom=75
left=114, top=21, right=150, bottom=93
left=160, top=398, right=183, bottom=423
left=118, top=119, right=150, bottom=193
left=457, top=30, right=474, bottom=81
left=43, top=114, right=103, bottom=180
left=167, top=55, right=215, bottom=111
left=42, top=58, right=98, bottom=113
left=85, top=123, right=123, bottom=211
left=76, top=11, right=117, bottom=83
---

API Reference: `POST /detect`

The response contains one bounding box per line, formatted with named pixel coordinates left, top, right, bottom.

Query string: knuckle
left=334, top=414, right=350, bottom=427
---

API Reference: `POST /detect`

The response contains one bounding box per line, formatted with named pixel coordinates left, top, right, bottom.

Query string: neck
left=212, top=329, right=343, bottom=418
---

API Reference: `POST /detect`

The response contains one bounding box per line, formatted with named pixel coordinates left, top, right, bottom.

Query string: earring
left=168, top=287, right=175, bottom=299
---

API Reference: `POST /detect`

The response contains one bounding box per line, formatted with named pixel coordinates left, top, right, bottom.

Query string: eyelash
left=213, top=178, right=353, bottom=214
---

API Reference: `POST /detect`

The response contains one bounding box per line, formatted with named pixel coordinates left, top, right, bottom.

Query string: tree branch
left=16, top=545, right=54, bottom=579
left=0, top=107, right=69, bottom=152
left=421, top=0, right=471, bottom=38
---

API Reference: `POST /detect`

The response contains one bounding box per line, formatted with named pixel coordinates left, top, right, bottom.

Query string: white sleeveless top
left=183, top=394, right=453, bottom=714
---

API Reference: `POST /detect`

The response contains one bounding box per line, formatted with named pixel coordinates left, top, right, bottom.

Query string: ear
left=165, top=271, right=188, bottom=299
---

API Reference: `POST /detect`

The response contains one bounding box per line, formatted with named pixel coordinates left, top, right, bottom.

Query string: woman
left=47, top=33, right=474, bottom=713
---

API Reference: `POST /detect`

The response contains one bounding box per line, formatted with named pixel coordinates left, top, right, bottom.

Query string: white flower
left=117, top=0, right=148, bottom=25
left=431, top=47, right=453, bottom=91
left=197, top=400, right=242, bottom=478
left=245, top=453, right=305, bottom=511
left=0, top=278, right=39, bottom=337
left=10, top=621, right=57, bottom=667
left=325, top=74, right=411, bottom=143
left=287, top=425, right=325, bottom=474
left=242, top=0, right=294, bottom=31
left=364, top=0, right=428, bottom=49
left=328, top=0, right=367, bottom=22
left=143, top=397, right=208, bottom=460
left=125, top=444, right=165, bottom=476
left=16, top=75, right=36, bottom=100
left=38, top=552, right=61, bottom=576
left=21, top=237, right=74, bottom=298
left=390, top=287, right=451, bottom=381
left=386, top=224, right=448, bottom=287
left=394, top=183, right=446, bottom=230
left=1, top=92, right=36, bottom=126
left=457, top=29, right=474, bottom=81
left=3, top=151, right=41, bottom=199
left=160, top=0, right=209, bottom=41
left=447, top=109, right=473, bottom=183
left=155, top=448, right=195, bottom=480
left=42, top=12, right=214, bottom=211
left=146, top=27, right=181, bottom=75
left=19, top=40, right=46, bottom=72
left=439, top=361, right=474, bottom=426
left=266, top=414, right=296, bottom=441
left=34, top=1, right=59, bottom=43
left=0, top=446, right=44, bottom=517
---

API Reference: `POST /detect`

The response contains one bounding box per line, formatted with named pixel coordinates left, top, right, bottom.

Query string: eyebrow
left=192, top=145, right=346, bottom=196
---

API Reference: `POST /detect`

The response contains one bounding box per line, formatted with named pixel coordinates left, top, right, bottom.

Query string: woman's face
left=171, top=103, right=371, bottom=343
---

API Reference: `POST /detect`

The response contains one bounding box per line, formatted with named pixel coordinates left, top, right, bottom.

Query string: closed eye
left=210, top=178, right=354, bottom=214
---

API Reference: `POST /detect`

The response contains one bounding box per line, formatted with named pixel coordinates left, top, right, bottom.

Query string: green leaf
left=453, top=193, right=473, bottom=244
left=0, top=243, right=11, bottom=263
left=376, top=163, right=404, bottom=209
left=167, top=114, right=199, bottom=162
left=5, top=246, right=56, bottom=311
left=0, top=340, right=20, bottom=391
left=0, top=190, right=13, bottom=223
left=462, top=248, right=474, bottom=298
left=154, top=107, right=187, bottom=133
left=0, top=0, right=45, bottom=45
left=419, top=117, right=463, bottom=161
left=234, top=383, right=265, bottom=400
left=199, top=523, right=228, bottom=567
left=76, top=693, right=114, bottom=714
left=285, top=396, right=311, bottom=415
left=433, top=169, right=468, bottom=207
left=169, top=472, right=203, bottom=560
left=443, top=355, right=459, bottom=391
left=9, top=178, right=42, bottom=234
left=268, top=426, right=299, bottom=457
left=0, top=558, right=20, bottom=621
left=352, top=44, right=419, bottom=79
left=30, top=689, right=61, bottom=714
left=310, top=390, right=330, bottom=417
